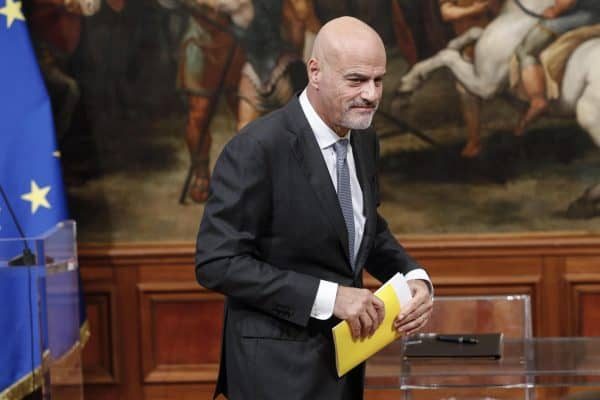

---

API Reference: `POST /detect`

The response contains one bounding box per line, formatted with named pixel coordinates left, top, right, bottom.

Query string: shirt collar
left=299, top=88, right=351, bottom=150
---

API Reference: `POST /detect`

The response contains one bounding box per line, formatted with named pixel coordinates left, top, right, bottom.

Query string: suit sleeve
left=364, top=133, right=424, bottom=283
left=195, top=133, right=320, bottom=327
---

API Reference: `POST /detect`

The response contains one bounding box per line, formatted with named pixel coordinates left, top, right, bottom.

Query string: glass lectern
left=366, top=295, right=600, bottom=399
left=0, top=221, right=84, bottom=400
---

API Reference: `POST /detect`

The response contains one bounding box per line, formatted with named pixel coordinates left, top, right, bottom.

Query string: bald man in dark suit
left=195, top=16, right=433, bottom=400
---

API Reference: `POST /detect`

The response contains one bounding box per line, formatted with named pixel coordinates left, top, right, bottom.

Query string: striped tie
left=333, top=139, right=355, bottom=269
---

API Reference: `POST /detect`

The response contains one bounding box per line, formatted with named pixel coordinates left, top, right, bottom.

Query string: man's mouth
left=351, top=106, right=376, bottom=111
left=349, top=101, right=377, bottom=110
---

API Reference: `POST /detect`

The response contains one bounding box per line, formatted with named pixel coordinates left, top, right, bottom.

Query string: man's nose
left=361, top=81, right=379, bottom=102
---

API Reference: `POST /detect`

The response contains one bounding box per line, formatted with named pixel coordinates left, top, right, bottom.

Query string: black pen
left=436, top=335, right=479, bottom=344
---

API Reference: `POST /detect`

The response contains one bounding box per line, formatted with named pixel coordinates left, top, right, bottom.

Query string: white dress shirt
left=298, top=89, right=432, bottom=320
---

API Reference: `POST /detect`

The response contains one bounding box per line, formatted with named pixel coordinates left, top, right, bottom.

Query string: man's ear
left=307, top=58, right=320, bottom=89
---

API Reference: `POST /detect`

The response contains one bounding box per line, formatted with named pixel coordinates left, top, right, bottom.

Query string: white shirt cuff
left=310, top=280, right=338, bottom=320
left=405, top=268, right=434, bottom=296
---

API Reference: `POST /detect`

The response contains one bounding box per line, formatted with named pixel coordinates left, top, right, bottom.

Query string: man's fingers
left=398, top=313, right=423, bottom=334
left=397, top=303, right=414, bottom=322
left=396, top=305, right=433, bottom=333
left=348, top=317, right=361, bottom=340
left=403, top=311, right=432, bottom=335
left=365, top=304, right=380, bottom=336
left=334, top=286, right=396, bottom=339
left=399, top=286, right=432, bottom=322
left=359, top=313, right=373, bottom=339
left=397, top=303, right=429, bottom=328
left=409, top=319, right=430, bottom=336
left=373, top=297, right=385, bottom=325
left=406, top=297, right=433, bottom=321
left=395, top=295, right=433, bottom=332
left=396, top=296, right=421, bottom=324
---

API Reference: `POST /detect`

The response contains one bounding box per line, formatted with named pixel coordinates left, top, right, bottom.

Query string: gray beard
left=340, top=108, right=377, bottom=130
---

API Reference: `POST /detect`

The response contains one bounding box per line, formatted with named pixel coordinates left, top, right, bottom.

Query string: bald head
left=311, top=17, right=385, bottom=69
left=306, top=16, right=386, bottom=136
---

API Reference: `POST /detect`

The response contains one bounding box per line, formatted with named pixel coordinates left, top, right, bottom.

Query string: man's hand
left=394, top=280, right=433, bottom=335
left=333, top=286, right=385, bottom=340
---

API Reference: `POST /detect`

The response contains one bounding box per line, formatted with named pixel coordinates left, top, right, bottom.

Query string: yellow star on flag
left=0, top=0, right=25, bottom=28
left=53, top=150, right=61, bottom=158
left=21, top=180, right=52, bottom=214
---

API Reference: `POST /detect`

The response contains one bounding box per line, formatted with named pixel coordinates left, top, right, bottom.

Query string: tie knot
left=333, top=139, right=349, bottom=161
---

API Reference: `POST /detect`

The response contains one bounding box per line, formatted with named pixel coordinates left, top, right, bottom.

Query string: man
left=514, top=0, right=600, bottom=135
left=195, top=16, right=433, bottom=400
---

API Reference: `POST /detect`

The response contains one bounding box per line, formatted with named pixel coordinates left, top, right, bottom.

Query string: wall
left=80, top=233, right=600, bottom=399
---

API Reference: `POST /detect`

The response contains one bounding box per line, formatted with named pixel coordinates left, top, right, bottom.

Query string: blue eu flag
left=0, top=0, right=67, bottom=239
left=0, top=2, right=86, bottom=398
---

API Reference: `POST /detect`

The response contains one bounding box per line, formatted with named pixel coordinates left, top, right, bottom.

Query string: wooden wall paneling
left=80, top=264, right=121, bottom=400
left=565, top=255, right=600, bottom=272
left=566, top=279, right=600, bottom=337
left=81, top=282, right=120, bottom=383
left=565, top=256, right=600, bottom=336
left=401, top=233, right=600, bottom=259
left=536, top=256, right=569, bottom=337
left=117, top=266, right=145, bottom=400
left=137, top=281, right=224, bottom=383
left=365, top=388, right=529, bottom=400
left=138, top=264, right=196, bottom=284
left=77, top=236, right=600, bottom=400
left=575, top=287, right=600, bottom=336
left=415, top=257, right=543, bottom=334
left=368, top=257, right=542, bottom=291
left=143, top=383, right=220, bottom=400
left=540, top=256, right=567, bottom=337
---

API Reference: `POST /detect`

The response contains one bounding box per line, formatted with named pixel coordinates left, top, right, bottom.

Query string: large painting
left=27, top=0, right=600, bottom=242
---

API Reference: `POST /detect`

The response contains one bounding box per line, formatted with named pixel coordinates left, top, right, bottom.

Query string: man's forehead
left=341, top=67, right=386, bottom=77
left=335, top=59, right=386, bottom=75
left=335, top=44, right=385, bottom=65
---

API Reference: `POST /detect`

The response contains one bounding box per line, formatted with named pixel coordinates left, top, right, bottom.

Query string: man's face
left=318, top=46, right=386, bottom=132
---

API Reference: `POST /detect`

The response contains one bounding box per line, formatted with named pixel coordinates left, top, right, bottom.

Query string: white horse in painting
left=398, top=0, right=600, bottom=217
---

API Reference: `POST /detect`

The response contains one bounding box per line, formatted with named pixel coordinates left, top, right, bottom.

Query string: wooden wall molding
left=81, top=282, right=120, bottom=384
left=79, top=233, right=600, bottom=400
left=137, top=282, right=224, bottom=383
left=137, top=281, right=203, bottom=292
left=398, top=232, right=600, bottom=257
left=79, top=232, right=600, bottom=262
left=79, top=243, right=194, bottom=266
left=566, top=281, right=600, bottom=336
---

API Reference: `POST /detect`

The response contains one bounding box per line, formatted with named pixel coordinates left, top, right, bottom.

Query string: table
left=366, top=337, right=600, bottom=399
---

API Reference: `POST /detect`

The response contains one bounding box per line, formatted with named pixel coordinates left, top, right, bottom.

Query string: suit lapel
left=351, top=130, right=375, bottom=275
left=285, top=97, right=352, bottom=267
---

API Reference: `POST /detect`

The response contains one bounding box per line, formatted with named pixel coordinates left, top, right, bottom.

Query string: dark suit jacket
left=195, top=94, right=423, bottom=400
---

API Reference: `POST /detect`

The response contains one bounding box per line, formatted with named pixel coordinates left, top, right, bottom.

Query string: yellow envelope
left=332, top=273, right=412, bottom=377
